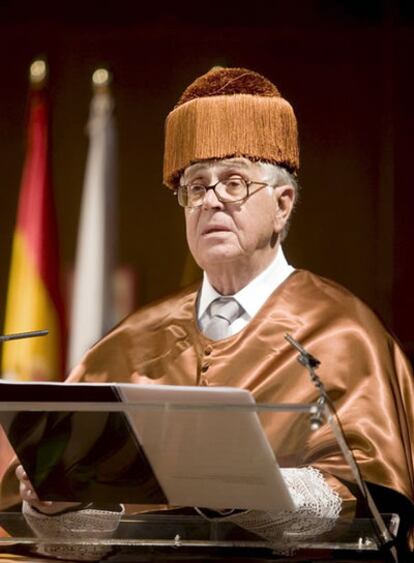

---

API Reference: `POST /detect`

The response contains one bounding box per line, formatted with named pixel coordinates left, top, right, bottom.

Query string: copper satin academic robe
left=74, top=270, right=414, bottom=508
left=1, top=270, right=413, bottom=518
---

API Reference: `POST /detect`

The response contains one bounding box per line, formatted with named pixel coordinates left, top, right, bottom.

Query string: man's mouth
left=202, top=225, right=231, bottom=235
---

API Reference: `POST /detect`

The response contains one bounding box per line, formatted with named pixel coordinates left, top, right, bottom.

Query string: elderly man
left=5, top=67, right=414, bottom=557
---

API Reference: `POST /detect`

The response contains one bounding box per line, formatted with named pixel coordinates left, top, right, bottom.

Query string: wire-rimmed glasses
left=175, top=177, right=272, bottom=208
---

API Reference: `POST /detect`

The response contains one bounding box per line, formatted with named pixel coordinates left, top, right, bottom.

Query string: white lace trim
left=23, top=501, right=124, bottom=561
left=21, top=468, right=342, bottom=558
left=215, top=467, right=342, bottom=549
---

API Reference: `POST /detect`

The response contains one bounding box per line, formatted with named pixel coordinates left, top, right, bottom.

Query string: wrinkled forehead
left=182, top=157, right=267, bottom=183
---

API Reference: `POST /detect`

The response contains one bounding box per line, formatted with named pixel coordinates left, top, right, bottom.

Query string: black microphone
left=0, top=330, right=49, bottom=342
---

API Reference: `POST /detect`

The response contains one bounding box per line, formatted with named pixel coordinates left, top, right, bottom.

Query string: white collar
left=198, top=247, right=295, bottom=320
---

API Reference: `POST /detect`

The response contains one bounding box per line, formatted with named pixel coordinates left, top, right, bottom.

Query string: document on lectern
left=0, top=381, right=294, bottom=512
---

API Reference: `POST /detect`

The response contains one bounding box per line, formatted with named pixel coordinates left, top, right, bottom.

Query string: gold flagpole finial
left=29, top=58, right=47, bottom=88
left=92, top=68, right=112, bottom=92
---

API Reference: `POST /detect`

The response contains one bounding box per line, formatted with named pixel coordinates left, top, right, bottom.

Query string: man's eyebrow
left=182, top=167, right=209, bottom=184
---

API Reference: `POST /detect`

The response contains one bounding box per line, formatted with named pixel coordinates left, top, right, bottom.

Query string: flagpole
left=29, top=58, right=48, bottom=89
left=92, top=67, right=112, bottom=91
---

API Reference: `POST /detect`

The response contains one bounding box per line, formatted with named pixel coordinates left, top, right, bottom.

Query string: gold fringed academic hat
left=163, top=67, right=299, bottom=188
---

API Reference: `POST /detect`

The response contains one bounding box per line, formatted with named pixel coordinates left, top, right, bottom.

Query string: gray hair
left=258, top=162, right=299, bottom=242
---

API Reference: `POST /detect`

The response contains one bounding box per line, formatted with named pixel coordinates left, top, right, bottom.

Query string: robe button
left=204, top=346, right=213, bottom=356
left=201, top=364, right=209, bottom=373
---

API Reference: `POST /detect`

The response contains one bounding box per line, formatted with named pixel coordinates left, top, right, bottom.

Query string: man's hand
left=15, top=464, right=82, bottom=515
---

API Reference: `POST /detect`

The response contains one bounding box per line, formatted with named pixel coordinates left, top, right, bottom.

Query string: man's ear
left=273, top=184, right=295, bottom=232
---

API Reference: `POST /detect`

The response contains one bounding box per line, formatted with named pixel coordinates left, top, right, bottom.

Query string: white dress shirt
left=198, top=247, right=295, bottom=337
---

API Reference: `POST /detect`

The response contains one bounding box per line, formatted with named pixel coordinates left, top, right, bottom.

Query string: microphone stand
left=285, top=333, right=399, bottom=563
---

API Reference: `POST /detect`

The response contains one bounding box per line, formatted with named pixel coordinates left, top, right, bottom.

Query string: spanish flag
left=1, top=68, right=66, bottom=381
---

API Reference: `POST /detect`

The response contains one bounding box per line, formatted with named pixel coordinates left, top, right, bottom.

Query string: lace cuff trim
left=23, top=501, right=124, bottom=561
left=211, top=467, right=342, bottom=548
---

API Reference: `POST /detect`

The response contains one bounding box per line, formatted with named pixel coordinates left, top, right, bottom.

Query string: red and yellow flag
left=1, top=80, right=66, bottom=381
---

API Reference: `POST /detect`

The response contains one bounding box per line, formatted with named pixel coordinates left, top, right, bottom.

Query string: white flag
left=68, top=89, right=117, bottom=370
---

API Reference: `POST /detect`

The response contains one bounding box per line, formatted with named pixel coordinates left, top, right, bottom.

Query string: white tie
left=204, top=298, right=242, bottom=340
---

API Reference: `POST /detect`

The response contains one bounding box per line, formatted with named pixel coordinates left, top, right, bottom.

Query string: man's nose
left=202, top=187, right=224, bottom=210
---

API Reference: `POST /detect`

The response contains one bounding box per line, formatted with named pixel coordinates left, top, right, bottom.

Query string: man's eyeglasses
left=175, top=177, right=273, bottom=208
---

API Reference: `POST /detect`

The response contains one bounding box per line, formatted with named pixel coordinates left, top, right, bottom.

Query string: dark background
left=0, top=1, right=413, bottom=360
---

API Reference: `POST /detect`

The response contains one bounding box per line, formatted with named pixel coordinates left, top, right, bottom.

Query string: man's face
left=182, top=158, right=294, bottom=275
